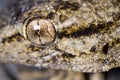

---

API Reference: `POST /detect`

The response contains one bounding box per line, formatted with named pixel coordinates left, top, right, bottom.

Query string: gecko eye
left=23, top=18, right=56, bottom=46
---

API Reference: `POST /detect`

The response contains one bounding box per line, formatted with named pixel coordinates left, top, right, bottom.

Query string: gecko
left=0, top=0, right=120, bottom=73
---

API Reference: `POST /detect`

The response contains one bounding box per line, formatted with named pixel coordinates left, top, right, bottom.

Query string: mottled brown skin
left=0, top=0, right=120, bottom=73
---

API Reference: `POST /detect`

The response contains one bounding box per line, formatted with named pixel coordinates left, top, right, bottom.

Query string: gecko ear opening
left=22, top=17, right=56, bottom=46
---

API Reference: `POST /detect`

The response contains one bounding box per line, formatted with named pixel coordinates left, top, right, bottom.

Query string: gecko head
left=0, top=0, right=120, bottom=73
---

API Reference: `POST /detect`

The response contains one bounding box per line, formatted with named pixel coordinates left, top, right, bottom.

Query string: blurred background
left=0, top=0, right=18, bottom=12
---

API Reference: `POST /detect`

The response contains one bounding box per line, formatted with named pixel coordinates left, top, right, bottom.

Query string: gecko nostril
left=102, top=43, right=109, bottom=54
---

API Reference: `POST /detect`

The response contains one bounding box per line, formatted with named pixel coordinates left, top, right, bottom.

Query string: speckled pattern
left=0, top=0, right=120, bottom=74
